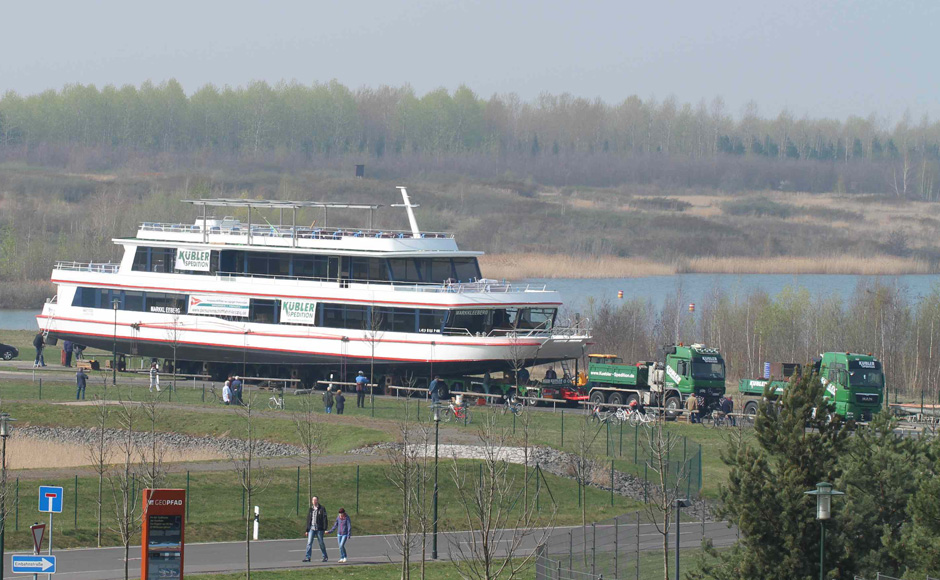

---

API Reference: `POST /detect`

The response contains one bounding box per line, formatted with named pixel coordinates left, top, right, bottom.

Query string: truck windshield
left=691, top=359, right=725, bottom=380
left=849, top=370, right=884, bottom=389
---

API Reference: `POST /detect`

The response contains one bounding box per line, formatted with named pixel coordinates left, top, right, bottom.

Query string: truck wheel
left=590, top=391, right=607, bottom=405
left=625, top=394, right=639, bottom=408
left=608, top=392, right=624, bottom=407
left=743, top=401, right=759, bottom=425
left=664, top=396, right=681, bottom=421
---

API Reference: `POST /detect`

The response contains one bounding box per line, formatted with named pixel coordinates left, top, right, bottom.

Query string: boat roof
left=183, top=199, right=382, bottom=210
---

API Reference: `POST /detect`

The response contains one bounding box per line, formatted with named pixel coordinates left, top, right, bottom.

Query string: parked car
left=0, top=342, right=19, bottom=361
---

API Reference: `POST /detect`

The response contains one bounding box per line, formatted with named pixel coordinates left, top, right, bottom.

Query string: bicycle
left=442, top=402, right=472, bottom=424
left=502, top=397, right=524, bottom=416
left=268, top=389, right=285, bottom=410
left=625, top=408, right=652, bottom=425
left=205, top=384, right=220, bottom=403
left=590, top=405, right=614, bottom=423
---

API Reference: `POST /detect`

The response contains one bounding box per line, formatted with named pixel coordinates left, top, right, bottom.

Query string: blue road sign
left=38, top=486, right=63, bottom=513
left=11, top=554, right=56, bottom=574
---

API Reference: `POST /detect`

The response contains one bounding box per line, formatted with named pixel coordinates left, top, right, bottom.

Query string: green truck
left=738, top=353, right=884, bottom=421
left=587, top=343, right=727, bottom=415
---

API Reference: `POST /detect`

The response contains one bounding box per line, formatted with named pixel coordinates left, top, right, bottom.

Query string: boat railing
left=214, top=271, right=549, bottom=293
left=54, top=261, right=120, bottom=274
left=138, top=222, right=454, bottom=240
left=442, top=320, right=590, bottom=339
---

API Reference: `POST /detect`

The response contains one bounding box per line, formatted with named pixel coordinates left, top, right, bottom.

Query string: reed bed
left=481, top=253, right=937, bottom=279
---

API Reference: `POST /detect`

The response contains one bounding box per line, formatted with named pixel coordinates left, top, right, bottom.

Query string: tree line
left=1, top=80, right=939, bottom=195
left=589, top=279, right=940, bottom=403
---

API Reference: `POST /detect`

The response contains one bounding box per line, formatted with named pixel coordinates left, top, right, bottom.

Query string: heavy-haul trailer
left=738, top=353, right=884, bottom=421
left=586, top=343, right=726, bottom=416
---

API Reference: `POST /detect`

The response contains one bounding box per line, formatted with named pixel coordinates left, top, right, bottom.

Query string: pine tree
left=691, top=370, right=851, bottom=579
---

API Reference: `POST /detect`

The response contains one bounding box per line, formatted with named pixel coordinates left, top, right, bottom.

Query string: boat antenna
left=392, top=186, right=421, bottom=238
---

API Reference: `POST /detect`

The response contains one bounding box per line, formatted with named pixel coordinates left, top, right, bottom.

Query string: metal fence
left=855, top=575, right=940, bottom=580
left=534, top=511, right=740, bottom=580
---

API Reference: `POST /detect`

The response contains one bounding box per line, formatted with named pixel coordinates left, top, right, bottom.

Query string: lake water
left=527, top=274, right=940, bottom=316
left=3, top=273, right=940, bottom=329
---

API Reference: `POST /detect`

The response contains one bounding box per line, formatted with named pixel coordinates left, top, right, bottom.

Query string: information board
left=141, top=489, right=186, bottom=580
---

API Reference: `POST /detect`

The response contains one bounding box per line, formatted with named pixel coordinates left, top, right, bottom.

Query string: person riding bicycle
left=629, top=398, right=646, bottom=416
left=720, top=395, right=735, bottom=426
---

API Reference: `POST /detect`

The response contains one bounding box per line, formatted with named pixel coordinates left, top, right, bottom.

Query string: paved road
left=3, top=522, right=737, bottom=579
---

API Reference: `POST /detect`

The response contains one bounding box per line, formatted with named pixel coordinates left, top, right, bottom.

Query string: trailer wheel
left=590, top=391, right=607, bottom=405
left=608, top=392, right=624, bottom=407
left=664, top=396, right=681, bottom=421
left=743, top=401, right=759, bottom=425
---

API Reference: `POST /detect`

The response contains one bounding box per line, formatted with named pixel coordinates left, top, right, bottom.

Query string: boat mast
left=394, top=186, right=421, bottom=238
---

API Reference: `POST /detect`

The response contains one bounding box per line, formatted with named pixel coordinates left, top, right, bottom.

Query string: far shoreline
left=479, top=253, right=938, bottom=280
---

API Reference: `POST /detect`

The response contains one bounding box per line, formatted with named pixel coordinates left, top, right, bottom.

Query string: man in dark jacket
left=303, top=496, right=329, bottom=562
left=335, top=390, right=346, bottom=415
left=63, top=340, right=73, bottom=367
left=33, top=333, right=46, bottom=368
left=323, top=388, right=334, bottom=414
left=76, top=368, right=88, bottom=400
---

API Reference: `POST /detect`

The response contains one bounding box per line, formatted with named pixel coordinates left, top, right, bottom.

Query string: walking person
left=63, top=340, right=74, bottom=367
left=720, top=395, right=736, bottom=426
left=75, top=367, right=88, bottom=400
left=327, top=508, right=352, bottom=563
left=149, top=361, right=161, bottom=392
left=685, top=394, right=699, bottom=424
left=323, top=387, right=334, bottom=414
left=33, top=332, right=46, bottom=367
left=222, top=379, right=233, bottom=405
left=73, top=342, right=85, bottom=361
left=303, top=496, right=329, bottom=562
left=232, top=375, right=243, bottom=405
left=335, top=389, right=346, bottom=415
left=429, top=375, right=442, bottom=405
left=355, top=371, right=368, bottom=408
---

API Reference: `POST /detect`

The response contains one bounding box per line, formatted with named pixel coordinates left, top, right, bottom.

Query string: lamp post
left=432, top=404, right=440, bottom=559
left=0, top=413, right=16, bottom=580
left=112, top=298, right=120, bottom=385
left=674, top=498, right=691, bottom=580
left=805, top=482, right=844, bottom=580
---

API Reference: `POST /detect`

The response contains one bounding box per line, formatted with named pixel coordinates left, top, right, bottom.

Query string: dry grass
left=479, top=253, right=677, bottom=280
left=481, top=252, right=936, bottom=279
left=6, top=435, right=229, bottom=469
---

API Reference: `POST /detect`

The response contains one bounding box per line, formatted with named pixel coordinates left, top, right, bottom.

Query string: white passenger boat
left=38, top=188, right=590, bottom=385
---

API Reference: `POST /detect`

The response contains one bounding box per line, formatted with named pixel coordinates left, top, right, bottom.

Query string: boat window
left=124, top=291, right=145, bottom=312
left=377, top=308, right=417, bottom=333
left=419, top=310, right=445, bottom=334
left=250, top=299, right=278, bottom=323
left=448, top=309, right=488, bottom=335
left=132, top=247, right=149, bottom=271
left=293, top=255, right=330, bottom=278
left=516, top=308, right=556, bottom=330
left=429, top=259, right=453, bottom=283
left=151, top=248, right=176, bottom=273
left=344, top=305, right=369, bottom=329
left=453, top=258, right=481, bottom=282
left=145, top=293, right=186, bottom=315
left=247, top=252, right=290, bottom=277
left=388, top=258, right=422, bottom=283
left=347, top=258, right=389, bottom=282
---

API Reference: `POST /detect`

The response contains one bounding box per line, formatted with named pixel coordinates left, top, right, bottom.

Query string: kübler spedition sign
left=280, top=299, right=318, bottom=325
left=176, top=249, right=211, bottom=271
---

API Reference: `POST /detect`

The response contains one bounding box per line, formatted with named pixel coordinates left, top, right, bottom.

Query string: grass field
left=3, top=460, right=638, bottom=550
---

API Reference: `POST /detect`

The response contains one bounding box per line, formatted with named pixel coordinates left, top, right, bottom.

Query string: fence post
left=186, top=470, right=191, bottom=522
left=568, top=530, right=573, bottom=572
left=513, top=412, right=516, bottom=434
left=14, top=477, right=18, bottom=531
left=536, top=462, right=541, bottom=512
left=561, top=410, right=564, bottom=447
left=619, top=420, right=623, bottom=457
left=356, top=465, right=360, bottom=514
left=636, top=511, right=641, bottom=580
left=202, top=383, right=205, bottom=402
left=296, top=466, right=300, bottom=515
left=610, top=460, right=614, bottom=506
left=591, top=522, right=596, bottom=576
left=614, top=514, right=619, bottom=578
left=606, top=421, right=610, bottom=456
left=39, top=378, right=42, bottom=400
left=242, top=487, right=246, bottom=521
left=644, top=462, right=648, bottom=503
left=634, top=423, right=638, bottom=463
left=698, top=445, right=703, bottom=493
left=74, top=475, right=78, bottom=529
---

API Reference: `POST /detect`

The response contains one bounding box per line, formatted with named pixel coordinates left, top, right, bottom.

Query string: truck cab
left=815, top=352, right=884, bottom=421
left=664, top=344, right=726, bottom=407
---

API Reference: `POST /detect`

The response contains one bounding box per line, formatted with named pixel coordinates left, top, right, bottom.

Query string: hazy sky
left=3, top=0, right=937, bottom=122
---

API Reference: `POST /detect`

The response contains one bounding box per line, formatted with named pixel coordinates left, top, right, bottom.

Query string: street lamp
left=0, top=413, right=16, bottom=580
left=804, top=482, right=844, bottom=580
left=674, top=498, right=691, bottom=580
left=432, top=404, right=440, bottom=560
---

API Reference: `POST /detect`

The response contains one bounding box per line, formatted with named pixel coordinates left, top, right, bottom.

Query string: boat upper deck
left=134, top=221, right=463, bottom=254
